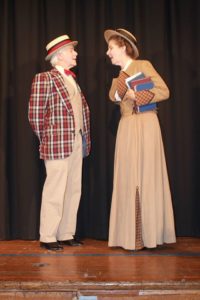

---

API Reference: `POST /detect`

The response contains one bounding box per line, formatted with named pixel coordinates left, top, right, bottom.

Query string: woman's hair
left=109, top=35, right=136, bottom=59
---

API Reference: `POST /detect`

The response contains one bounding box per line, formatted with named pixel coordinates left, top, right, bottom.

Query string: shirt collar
left=122, top=59, right=133, bottom=71
left=55, top=65, right=65, bottom=75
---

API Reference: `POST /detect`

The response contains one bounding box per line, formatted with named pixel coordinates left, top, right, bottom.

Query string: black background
left=0, top=0, right=200, bottom=240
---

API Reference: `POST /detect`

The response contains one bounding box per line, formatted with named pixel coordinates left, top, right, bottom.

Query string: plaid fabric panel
left=135, top=186, right=144, bottom=250
left=28, top=69, right=91, bottom=160
left=135, top=90, right=154, bottom=106
left=117, top=71, right=129, bottom=99
left=81, top=92, right=91, bottom=156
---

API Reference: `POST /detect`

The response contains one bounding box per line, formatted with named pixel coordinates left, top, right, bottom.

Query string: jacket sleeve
left=81, top=92, right=91, bottom=156
left=28, top=72, right=50, bottom=142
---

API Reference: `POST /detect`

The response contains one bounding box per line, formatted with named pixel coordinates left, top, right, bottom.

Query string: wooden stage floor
left=0, top=237, right=200, bottom=299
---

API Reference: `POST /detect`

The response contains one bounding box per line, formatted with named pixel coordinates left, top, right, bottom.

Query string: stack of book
left=125, top=72, right=157, bottom=113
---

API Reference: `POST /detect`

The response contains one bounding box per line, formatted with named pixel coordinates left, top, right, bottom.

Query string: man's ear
left=57, top=51, right=63, bottom=60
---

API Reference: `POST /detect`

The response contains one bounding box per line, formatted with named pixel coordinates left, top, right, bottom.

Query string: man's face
left=59, top=45, right=78, bottom=69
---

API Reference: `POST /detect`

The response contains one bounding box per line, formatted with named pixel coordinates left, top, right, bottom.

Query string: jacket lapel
left=50, top=68, right=73, bottom=114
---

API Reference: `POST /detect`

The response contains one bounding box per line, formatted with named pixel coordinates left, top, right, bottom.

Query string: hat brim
left=45, top=41, right=78, bottom=61
left=104, top=29, right=139, bottom=59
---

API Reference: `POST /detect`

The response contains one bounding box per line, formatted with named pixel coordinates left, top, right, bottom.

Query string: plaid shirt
left=28, top=68, right=91, bottom=160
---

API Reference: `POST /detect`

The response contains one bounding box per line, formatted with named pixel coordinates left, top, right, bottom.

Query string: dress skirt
left=108, top=111, right=176, bottom=250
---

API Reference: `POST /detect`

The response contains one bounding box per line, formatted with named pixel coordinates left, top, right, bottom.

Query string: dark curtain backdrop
left=0, top=0, right=200, bottom=240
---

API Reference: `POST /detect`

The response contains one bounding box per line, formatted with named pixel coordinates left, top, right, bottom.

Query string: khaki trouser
left=40, top=133, right=82, bottom=243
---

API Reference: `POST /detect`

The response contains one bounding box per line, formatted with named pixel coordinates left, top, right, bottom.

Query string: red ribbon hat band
left=45, top=35, right=78, bottom=61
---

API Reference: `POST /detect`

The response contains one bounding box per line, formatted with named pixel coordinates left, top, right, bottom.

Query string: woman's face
left=106, top=39, right=125, bottom=66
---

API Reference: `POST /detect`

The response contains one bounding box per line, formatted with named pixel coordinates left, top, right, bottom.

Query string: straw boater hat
left=104, top=28, right=139, bottom=59
left=45, top=35, right=78, bottom=61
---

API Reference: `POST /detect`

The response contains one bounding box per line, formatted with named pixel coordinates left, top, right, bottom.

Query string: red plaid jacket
left=28, top=68, right=91, bottom=160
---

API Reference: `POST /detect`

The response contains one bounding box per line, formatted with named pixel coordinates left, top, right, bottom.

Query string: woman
left=104, top=28, right=176, bottom=250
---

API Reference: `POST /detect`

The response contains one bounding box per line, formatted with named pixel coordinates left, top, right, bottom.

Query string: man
left=28, top=34, right=91, bottom=251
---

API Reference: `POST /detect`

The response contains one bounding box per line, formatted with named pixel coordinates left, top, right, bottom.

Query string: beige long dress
left=108, top=60, right=176, bottom=250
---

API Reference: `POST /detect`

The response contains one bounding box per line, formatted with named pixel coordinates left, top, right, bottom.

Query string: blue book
left=134, top=80, right=154, bottom=91
left=136, top=102, right=157, bottom=113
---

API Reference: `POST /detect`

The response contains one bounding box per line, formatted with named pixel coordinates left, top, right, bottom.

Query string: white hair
left=50, top=54, right=59, bottom=67
left=50, top=45, right=69, bottom=67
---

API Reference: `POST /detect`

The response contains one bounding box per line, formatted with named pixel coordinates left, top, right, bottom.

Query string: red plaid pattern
left=28, top=68, right=91, bottom=160
left=135, top=90, right=154, bottom=106
left=135, top=186, right=144, bottom=250
left=117, top=71, right=129, bottom=99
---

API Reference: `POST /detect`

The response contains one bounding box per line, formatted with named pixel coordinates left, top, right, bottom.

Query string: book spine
left=137, top=102, right=157, bottom=113
left=134, top=81, right=154, bottom=92
left=126, top=73, right=145, bottom=88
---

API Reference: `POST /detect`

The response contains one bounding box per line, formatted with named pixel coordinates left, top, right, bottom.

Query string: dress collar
left=122, top=59, right=133, bottom=71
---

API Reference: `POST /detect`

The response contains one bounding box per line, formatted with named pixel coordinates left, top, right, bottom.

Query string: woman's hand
left=125, top=88, right=136, bottom=100
left=123, top=89, right=136, bottom=107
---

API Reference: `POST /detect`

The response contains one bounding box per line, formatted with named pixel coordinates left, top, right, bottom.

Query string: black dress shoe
left=58, top=238, right=83, bottom=246
left=40, top=242, right=63, bottom=251
left=73, top=236, right=84, bottom=245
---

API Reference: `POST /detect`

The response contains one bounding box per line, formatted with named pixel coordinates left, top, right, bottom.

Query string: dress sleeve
left=140, top=60, right=170, bottom=103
